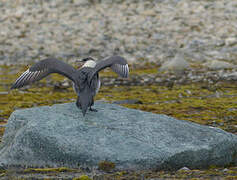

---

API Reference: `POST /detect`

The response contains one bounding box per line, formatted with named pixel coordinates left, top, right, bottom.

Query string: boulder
left=159, top=52, right=189, bottom=73
left=0, top=102, right=237, bottom=170
left=204, top=60, right=233, bottom=70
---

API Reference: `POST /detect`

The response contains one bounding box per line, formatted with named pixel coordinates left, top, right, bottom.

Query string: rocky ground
left=0, top=0, right=237, bottom=179
left=0, top=0, right=237, bottom=68
left=0, top=63, right=236, bottom=179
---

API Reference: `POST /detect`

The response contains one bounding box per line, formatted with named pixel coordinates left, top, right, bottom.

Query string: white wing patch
left=96, top=79, right=101, bottom=94
left=112, top=64, right=129, bottom=78
left=11, top=69, right=46, bottom=88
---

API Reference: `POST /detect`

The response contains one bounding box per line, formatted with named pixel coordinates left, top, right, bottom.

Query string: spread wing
left=88, top=55, right=129, bottom=84
left=11, top=58, right=77, bottom=89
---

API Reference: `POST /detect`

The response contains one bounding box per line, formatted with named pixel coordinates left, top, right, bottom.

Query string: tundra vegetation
left=0, top=63, right=236, bottom=179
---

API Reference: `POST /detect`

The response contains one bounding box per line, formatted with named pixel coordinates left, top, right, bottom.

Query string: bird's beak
left=75, top=60, right=84, bottom=69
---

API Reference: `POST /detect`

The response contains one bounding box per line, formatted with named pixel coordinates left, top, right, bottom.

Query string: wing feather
left=88, top=55, right=129, bottom=84
left=111, top=63, right=129, bottom=78
left=11, top=58, right=77, bottom=89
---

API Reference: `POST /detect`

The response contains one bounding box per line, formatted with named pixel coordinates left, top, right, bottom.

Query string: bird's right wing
left=11, top=58, right=77, bottom=89
left=88, top=55, right=129, bottom=84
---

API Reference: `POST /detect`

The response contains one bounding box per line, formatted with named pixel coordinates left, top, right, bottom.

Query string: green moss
left=1, top=167, right=237, bottom=179
left=0, top=64, right=237, bottom=179
left=225, top=176, right=237, bottom=180
left=0, top=127, right=5, bottom=142
left=0, top=169, right=6, bottom=174
left=0, top=126, right=5, bottom=135
left=98, top=161, right=116, bottom=172
left=24, top=167, right=76, bottom=173
left=1, top=64, right=237, bottom=134
left=73, top=175, right=92, bottom=180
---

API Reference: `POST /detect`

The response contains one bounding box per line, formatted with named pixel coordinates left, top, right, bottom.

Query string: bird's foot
left=89, top=107, right=98, bottom=112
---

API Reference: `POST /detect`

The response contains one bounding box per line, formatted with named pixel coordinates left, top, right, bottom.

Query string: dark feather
left=88, top=55, right=129, bottom=84
left=76, top=67, right=98, bottom=116
left=11, top=58, right=77, bottom=89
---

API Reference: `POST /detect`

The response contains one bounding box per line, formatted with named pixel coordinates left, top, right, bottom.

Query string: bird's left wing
left=11, top=58, right=77, bottom=89
left=88, top=55, right=129, bottom=84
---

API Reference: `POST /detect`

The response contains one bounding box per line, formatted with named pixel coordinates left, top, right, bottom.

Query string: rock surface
left=0, top=102, right=237, bottom=170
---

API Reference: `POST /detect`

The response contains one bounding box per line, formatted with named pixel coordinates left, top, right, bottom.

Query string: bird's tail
left=77, top=86, right=93, bottom=116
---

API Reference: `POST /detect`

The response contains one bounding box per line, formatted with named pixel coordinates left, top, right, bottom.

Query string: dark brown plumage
left=11, top=55, right=129, bottom=116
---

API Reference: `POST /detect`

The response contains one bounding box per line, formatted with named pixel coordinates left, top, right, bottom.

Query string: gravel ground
left=0, top=2, right=236, bottom=178
left=0, top=0, right=237, bottom=69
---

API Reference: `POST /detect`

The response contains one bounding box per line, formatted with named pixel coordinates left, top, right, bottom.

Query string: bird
left=11, top=55, right=129, bottom=116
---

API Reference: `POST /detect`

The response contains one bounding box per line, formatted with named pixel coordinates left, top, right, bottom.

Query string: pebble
left=159, top=52, right=189, bottom=73
left=204, top=60, right=233, bottom=70
left=222, top=71, right=237, bottom=81
left=96, top=66, right=236, bottom=87
left=112, top=99, right=143, bottom=105
left=0, top=92, right=8, bottom=95
left=178, top=167, right=191, bottom=171
left=225, top=37, right=237, bottom=46
left=222, top=168, right=229, bottom=172
left=0, top=0, right=235, bottom=70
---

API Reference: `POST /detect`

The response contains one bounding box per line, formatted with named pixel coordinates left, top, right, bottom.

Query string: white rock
left=204, top=60, right=233, bottom=70
left=178, top=167, right=191, bottom=171
left=222, top=168, right=229, bottom=172
left=222, top=71, right=237, bottom=80
left=159, top=52, right=189, bottom=73
left=14, top=7, right=25, bottom=18
left=225, top=37, right=237, bottom=46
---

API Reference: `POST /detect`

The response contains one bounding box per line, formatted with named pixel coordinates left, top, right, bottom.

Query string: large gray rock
left=0, top=102, right=237, bottom=170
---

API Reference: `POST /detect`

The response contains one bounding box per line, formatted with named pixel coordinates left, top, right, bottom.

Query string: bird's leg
left=89, top=99, right=97, bottom=112
left=89, top=107, right=98, bottom=112
left=76, top=98, right=82, bottom=109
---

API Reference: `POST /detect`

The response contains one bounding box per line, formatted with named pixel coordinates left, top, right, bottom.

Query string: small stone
left=204, top=60, right=233, bottom=70
left=112, top=99, right=143, bottom=105
left=228, top=108, right=237, bottom=112
left=178, top=167, right=190, bottom=171
left=142, top=9, right=156, bottom=16
left=53, top=80, right=71, bottom=90
left=223, top=72, right=237, bottom=80
left=225, top=37, right=237, bottom=46
left=74, top=175, right=92, bottom=180
left=160, top=52, right=189, bottom=73
left=186, top=90, right=192, bottom=95
left=214, top=40, right=225, bottom=47
left=14, top=7, right=25, bottom=19
left=222, top=168, right=229, bottom=172
left=215, top=91, right=222, bottom=98
left=0, top=92, right=8, bottom=95
left=62, top=81, right=70, bottom=87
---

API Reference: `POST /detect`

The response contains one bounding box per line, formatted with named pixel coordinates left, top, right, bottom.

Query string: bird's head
left=80, top=57, right=95, bottom=62
left=77, top=57, right=96, bottom=68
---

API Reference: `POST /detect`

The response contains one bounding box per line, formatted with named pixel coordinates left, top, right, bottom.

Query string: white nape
left=82, top=60, right=96, bottom=68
